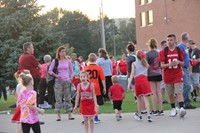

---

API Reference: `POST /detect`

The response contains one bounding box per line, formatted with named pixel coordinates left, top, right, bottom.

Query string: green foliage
left=0, top=0, right=136, bottom=86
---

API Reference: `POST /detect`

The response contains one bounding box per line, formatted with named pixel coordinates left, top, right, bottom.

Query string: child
left=84, top=53, right=106, bottom=124
left=108, top=75, right=125, bottom=121
left=73, top=71, right=99, bottom=133
left=12, top=69, right=30, bottom=133
left=128, top=50, right=153, bottom=122
left=17, top=73, right=45, bottom=133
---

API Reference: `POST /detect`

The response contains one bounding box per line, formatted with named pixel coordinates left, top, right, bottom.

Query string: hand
left=56, top=75, right=62, bottom=79
left=73, top=106, right=77, bottom=113
left=103, top=88, right=106, bottom=95
left=95, top=105, right=99, bottom=113
left=39, top=109, right=45, bottom=115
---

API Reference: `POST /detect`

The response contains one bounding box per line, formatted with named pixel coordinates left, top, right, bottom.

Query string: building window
left=140, top=12, right=146, bottom=27
left=146, top=0, right=152, bottom=4
left=147, top=10, right=153, bottom=25
left=139, top=0, right=145, bottom=5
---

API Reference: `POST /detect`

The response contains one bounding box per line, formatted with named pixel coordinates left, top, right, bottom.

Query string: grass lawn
left=0, top=91, right=199, bottom=114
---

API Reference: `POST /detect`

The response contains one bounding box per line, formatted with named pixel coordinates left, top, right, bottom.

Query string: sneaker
left=184, top=104, right=196, bottom=109
left=152, top=110, right=159, bottom=116
left=193, top=97, right=197, bottom=102
left=170, top=108, right=177, bottom=117
left=147, top=115, right=153, bottom=122
left=162, top=100, right=168, bottom=104
left=134, top=112, right=142, bottom=121
left=94, top=117, right=100, bottom=124
left=158, top=110, right=164, bottom=116
left=179, top=107, right=186, bottom=118
left=116, top=114, right=120, bottom=121
left=141, top=110, right=147, bottom=115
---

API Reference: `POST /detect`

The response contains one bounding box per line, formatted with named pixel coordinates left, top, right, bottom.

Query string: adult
left=48, top=46, right=74, bottom=121
left=178, top=32, right=196, bottom=109
left=96, top=48, right=112, bottom=100
left=18, top=42, right=42, bottom=94
left=117, top=54, right=127, bottom=75
left=38, top=55, right=54, bottom=109
left=188, top=40, right=200, bottom=101
left=159, top=41, right=168, bottom=104
left=159, top=34, right=186, bottom=117
left=0, top=85, right=7, bottom=103
left=146, top=38, right=163, bottom=115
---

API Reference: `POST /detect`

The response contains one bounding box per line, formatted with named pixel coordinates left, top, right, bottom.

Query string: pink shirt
left=40, top=63, right=49, bottom=78
left=17, top=89, right=39, bottom=124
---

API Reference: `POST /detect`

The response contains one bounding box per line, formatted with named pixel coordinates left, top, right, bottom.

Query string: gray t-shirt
left=146, top=50, right=162, bottom=77
left=96, top=57, right=112, bottom=76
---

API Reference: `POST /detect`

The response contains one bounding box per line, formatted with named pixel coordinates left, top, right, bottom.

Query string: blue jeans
left=183, top=68, right=191, bottom=105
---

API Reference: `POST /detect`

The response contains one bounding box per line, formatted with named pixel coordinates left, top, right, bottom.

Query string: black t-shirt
left=190, top=48, right=200, bottom=73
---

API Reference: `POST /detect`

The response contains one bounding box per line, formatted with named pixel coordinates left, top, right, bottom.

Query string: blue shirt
left=178, top=43, right=189, bottom=68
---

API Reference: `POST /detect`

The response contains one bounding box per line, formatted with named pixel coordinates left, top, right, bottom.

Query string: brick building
left=135, top=0, right=200, bottom=50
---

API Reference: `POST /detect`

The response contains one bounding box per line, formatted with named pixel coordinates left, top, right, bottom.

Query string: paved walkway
left=0, top=108, right=199, bottom=133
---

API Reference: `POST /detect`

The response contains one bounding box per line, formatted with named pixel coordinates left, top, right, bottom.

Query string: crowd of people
left=9, top=32, right=200, bottom=133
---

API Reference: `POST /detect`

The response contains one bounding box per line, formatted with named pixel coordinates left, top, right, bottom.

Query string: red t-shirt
left=18, top=54, right=40, bottom=77
left=159, top=48, right=184, bottom=84
left=112, top=61, right=117, bottom=75
left=109, top=83, right=125, bottom=100
left=118, top=60, right=127, bottom=73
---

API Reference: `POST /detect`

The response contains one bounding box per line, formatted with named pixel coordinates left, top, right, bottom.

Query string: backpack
left=164, top=46, right=181, bottom=63
left=46, top=59, right=59, bottom=87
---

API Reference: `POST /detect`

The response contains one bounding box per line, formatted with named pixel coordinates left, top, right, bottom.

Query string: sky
left=37, top=0, right=135, bottom=20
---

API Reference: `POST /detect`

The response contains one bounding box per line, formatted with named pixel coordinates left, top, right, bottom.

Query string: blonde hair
left=19, top=73, right=33, bottom=86
left=80, top=71, right=90, bottom=79
left=136, top=50, right=148, bottom=68
left=88, top=53, right=97, bottom=63
left=112, top=75, right=119, bottom=83
left=14, top=69, right=30, bottom=80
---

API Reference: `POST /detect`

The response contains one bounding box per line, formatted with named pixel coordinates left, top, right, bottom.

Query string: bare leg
left=89, top=117, right=94, bottom=133
left=156, top=82, right=163, bottom=111
left=84, top=117, right=89, bottom=133
left=150, top=82, right=157, bottom=111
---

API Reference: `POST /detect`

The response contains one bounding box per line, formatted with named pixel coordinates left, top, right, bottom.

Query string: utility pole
left=100, top=0, right=106, bottom=50
left=112, top=19, right=116, bottom=57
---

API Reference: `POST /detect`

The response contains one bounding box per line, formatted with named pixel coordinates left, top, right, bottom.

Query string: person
left=73, top=71, right=98, bottom=133
left=110, top=56, right=117, bottom=75
left=178, top=32, right=196, bottom=109
left=0, top=85, right=7, bottom=103
left=17, top=73, right=45, bottom=133
left=12, top=69, right=30, bottom=133
left=96, top=48, right=112, bottom=100
left=159, top=34, right=186, bottom=118
left=78, top=56, right=86, bottom=71
left=48, top=46, right=74, bottom=121
left=71, top=53, right=81, bottom=88
left=188, top=40, right=200, bottom=101
left=146, top=39, right=163, bottom=116
left=128, top=50, right=153, bottom=122
left=38, top=55, right=54, bottom=109
left=117, top=54, right=127, bottom=75
left=159, top=41, right=168, bottom=104
left=84, top=53, right=106, bottom=124
left=18, top=42, right=42, bottom=95
left=108, top=75, right=125, bottom=121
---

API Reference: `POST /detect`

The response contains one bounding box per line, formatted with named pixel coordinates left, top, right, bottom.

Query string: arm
left=27, top=105, right=45, bottom=115
left=102, top=80, right=106, bottom=95
left=128, top=63, right=135, bottom=90
left=108, top=92, right=112, bottom=100
left=69, top=60, right=74, bottom=80
left=73, top=84, right=80, bottom=113
left=92, top=83, right=99, bottom=112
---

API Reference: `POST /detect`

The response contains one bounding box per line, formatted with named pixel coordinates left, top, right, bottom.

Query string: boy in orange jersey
left=84, top=53, right=106, bottom=124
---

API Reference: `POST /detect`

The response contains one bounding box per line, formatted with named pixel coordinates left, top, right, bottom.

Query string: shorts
left=148, top=75, right=162, bottom=82
left=96, top=95, right=104, bottom=106
left=165, top=83, right=183, bottom=96
left=191, top=73, right=200, bottom=88
left=113, top=100, right=122, bottom=110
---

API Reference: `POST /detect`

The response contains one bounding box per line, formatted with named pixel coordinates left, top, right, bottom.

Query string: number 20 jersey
left=84, top=64, right=105, bottom=96
left=159, top=48, right=184, bottom=84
